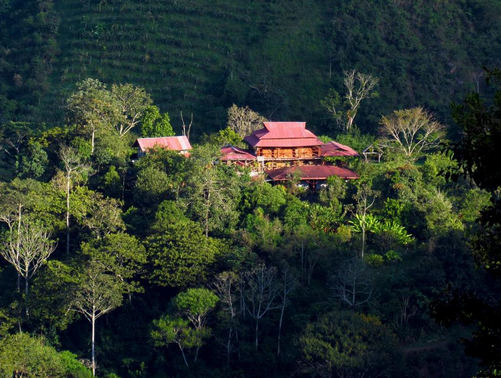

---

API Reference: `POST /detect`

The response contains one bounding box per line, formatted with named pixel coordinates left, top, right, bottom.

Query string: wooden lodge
left=235, top=121, right=360, bottom=184
left=244, top=122, right=323, bottom=170
left=133, top=122, right=360, bottom=187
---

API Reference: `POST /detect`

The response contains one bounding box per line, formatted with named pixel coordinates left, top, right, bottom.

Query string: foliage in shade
left=300, top=311, right=402, bottom=378
left=0, top=68, right=497, bottom=377
left=0, top=333, right=92, bottom=378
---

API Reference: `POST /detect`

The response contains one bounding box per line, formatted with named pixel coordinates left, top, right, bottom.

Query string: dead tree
left=0, top=204, right=23, bottom=292
left=214, top=272, right=241, bottom=367
left=378, top=107, right=445, bottom=160
left=180, top=111, right=193, bottom=140
left=331, top=258, right=374, bottom=309
left=70, top=261, right=123, bottom=376
left=344, top=70, right=379, bottom=131
left=277, top=264, right=299, bottom=355
left=245, top=264, right=280, bottom=350
left=0, top=220, right=56, bottom=315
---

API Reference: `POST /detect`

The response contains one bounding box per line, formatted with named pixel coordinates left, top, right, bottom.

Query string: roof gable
left=320, top=141, right=359, bottom=157
left=244, top=122, right=322, bottom=147
left=220, top=145, right=256, bottom=161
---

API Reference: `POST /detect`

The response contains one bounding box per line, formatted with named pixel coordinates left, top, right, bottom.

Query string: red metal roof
left=266, top=165, right=359, bottom=181
left=134, top=136, right=192, bottom=152
left=220, top=145, right=256, bottom=161
left=320, top=141, right=359, bottom=157
left=244, top=122, right=322, bottom=148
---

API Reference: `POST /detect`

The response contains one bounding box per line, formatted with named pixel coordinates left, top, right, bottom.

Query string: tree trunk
left=346, top=115, right=354, bottom=131
left=226, top=327, right=232, bottom=367
left=277, top=306, right=285, bottom=355
left=300, top=241, right=305, bottom=275
left=361, top=226, right=366, bottom=258
left=25, top=277, right=29, bottom=317
left=92, top=313, right=96, bottom=376
left=235, top=328, right=241, bottom=361
left=255, top=319, right=259, bottom=350
left=121, top=169, right=126, bottom=202
left=307, top=260, right=316, bottom=286
left=91, top=127, right=95, bottom=155
left=205, top=191, right=210, bottom=239
left=194, top=345, right=200, bottom=362
left=178, top=343, right=189, bottom=367
left=66, top=173, right=71, bottom=254
left=16, top=204, right=22, bottom=292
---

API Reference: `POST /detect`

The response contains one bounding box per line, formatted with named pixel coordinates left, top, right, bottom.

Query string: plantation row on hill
left=1, top=0, right=501, bottom=134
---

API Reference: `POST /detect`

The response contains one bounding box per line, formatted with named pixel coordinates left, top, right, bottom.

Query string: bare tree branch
left=331, top=258, right=374, bottom=309
left=379, top=107, right=446, bottom=160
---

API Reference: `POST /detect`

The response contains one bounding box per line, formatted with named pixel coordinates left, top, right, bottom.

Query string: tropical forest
left=1, top=0, right=501, bottom=377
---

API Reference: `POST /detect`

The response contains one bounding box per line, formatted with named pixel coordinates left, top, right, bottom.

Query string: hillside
left=1, top=0, right=501, bottom=134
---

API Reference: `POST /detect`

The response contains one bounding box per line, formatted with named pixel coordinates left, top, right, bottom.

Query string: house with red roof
left=133, top=122, right=360, bottom=190
left=133, top=136, right=192, bottom=157
left=244, top=122, right=324, bottom=170
left=241, top=121, right=360, bottom=188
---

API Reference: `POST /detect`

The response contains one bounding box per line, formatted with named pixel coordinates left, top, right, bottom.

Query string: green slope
left=49, top=0, right=329, bottom=133
left=2, top=0, right=501, bottom=135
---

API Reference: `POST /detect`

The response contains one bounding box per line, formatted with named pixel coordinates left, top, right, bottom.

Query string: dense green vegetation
left=1, top=1, right=501, bottom=376
left=1, top=0, right=501, bottom=134
left=0, top=73, right=499, bottom=377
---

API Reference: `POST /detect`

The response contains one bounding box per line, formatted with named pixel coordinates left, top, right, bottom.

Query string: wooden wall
left=257, top=146, right=320, bottom=159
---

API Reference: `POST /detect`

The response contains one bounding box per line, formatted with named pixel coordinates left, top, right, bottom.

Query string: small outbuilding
left=133, top=136, right=192, bottom=157
left=320, top=141, right=359, bottom=157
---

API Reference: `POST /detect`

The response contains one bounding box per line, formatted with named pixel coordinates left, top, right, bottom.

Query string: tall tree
left=58, top=145, right=91, bottom=254
left=111, top=83, right=152, bottom=137
left=182, top=145, right=243, bottom=238
left=0, top=333, right=92, bottom=378
left=0, top=219, right=56, bottom=315
left=277, top=264, right=299, bottom=355
left=151, top=314, right=200, bottom=368
left=331, top=258, right=374, bottom=309
left=244, top=264, right=280, bottom=349
left=300, top=311, right=400, bottom=378
left=140, top=105, right=174, bottom=137
left=226, top=105, right=267, bottom=139
left=173, top=288, right=219, bottom=362
left=322, top=70, right=378, bottom=131
left=146, top=219, right=220, bottom=288
left=66, top=79, right=119, bottom=155
left=69, top=261, right=123, bottom=376
left=0, top=179, right=60, bottom=291
left=350, top=184, right=380, bottom=258
left=81, top=233, right=146, bottom=296
left=343, top=70, right=379, bottom=131
left=214, top=272, right=241, bottom=367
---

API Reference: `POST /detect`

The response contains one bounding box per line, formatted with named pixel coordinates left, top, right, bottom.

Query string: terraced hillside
left=2, top=0, right=501, bottom=135
left=51, top=0, right=328, bottom=133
